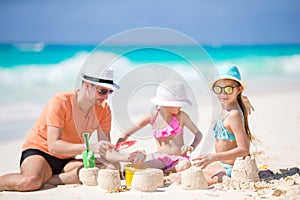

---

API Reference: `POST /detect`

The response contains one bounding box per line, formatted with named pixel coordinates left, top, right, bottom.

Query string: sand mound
left=78, top=167, right=99, bottom=186
left=98, top=169, right=121, bottom=191
left=181, top=167, right=208, bottom=190
left=216, top=167, right=300, bottom=199
left=231, top=156, right=259, bottom=182
left=132, top=170, right=158, bottom=192
left=143, top=168, right=165, bottom=188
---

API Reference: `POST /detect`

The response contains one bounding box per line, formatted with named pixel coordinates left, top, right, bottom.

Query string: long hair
left=237, top=92, right=253, bottom=142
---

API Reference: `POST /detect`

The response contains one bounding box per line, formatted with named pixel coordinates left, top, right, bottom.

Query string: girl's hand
left=116, top=133, right=129, bottom=144
left=128, top=151, right=146, bottom=165
left=91, top=140, right=114, bottom=156
left=192, top=154, right=214, bottom=169
left=181, top=145, right=195, bottom=156
left=242, top=96, right=255, bottom=115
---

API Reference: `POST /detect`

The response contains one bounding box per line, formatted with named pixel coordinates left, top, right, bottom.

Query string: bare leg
left=165, top=160, right=192, bottom=184
left=202, top=162, right=228, bottom=185
left=166, top=172, right=183, bottom=184
left=0, top=155, right=52, bottom=192
left=144, top=159, right=165, bottom=170
left=164, top=159, right=191, bottom=174
left=46, top=160, right=83, bottom=186
left=46, top=157, right=123, bottom=186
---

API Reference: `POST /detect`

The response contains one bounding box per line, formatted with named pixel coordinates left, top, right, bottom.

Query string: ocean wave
left=13, top=42, right=45, bottom=52
left=1, top=51, right=300, bottom=104
left=280, top=55, right=300, bottom=74
left=213, top=54, right=300, bottom=77
left=0, top=51, right=89, bottom=103
left=0, top=50, right=136, bottom=103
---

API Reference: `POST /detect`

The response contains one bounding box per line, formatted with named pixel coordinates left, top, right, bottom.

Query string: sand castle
left=126, top=165, right=165, bottom=192
left=131, top=170, right=158, bottom=192
left=98, top=169, right=121, bottom=190
left=218, top=156, right=260, bottom=190
left=124, top=164, right=148, bottom=187
left=181, top=167, right=208, bottom=190
left=79, top=168, right=122, bottom=190
left=142, top=168, right=165, bottom=188
left=231, top=156, right=259, bottom=182
left=79, top=167, right=99, bottom=186
left=79, top=164, right=165, bottom=192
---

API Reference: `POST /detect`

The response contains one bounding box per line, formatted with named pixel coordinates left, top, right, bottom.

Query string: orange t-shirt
left=22, top=91, right=111, bottom=159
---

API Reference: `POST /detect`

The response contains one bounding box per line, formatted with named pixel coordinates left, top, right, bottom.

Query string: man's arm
left=96, top=127, right=145, bottom=164
left=47, top=126, right=85, bottom=157
left=47, top=126, right=113, bottom=157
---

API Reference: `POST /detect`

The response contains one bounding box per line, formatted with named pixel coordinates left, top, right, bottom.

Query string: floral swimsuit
left=151, top=109, right=188, bottom=169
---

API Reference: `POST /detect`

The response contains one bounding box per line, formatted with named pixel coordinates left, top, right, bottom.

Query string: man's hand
left=91, top=140, right=114, bottom=156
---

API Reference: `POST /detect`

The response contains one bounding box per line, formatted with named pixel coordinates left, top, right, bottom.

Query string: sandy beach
left=1, top=88, right=300, bottom=200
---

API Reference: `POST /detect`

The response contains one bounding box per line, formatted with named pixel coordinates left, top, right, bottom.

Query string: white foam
left=280, top=54, right=300, bottom=74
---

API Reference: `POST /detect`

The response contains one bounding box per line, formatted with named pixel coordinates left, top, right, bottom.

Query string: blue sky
left=0, top=0, right=299, bottom=44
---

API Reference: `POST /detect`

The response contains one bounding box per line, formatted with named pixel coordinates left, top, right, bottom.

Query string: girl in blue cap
left=192, top=65, right=253, bottom=185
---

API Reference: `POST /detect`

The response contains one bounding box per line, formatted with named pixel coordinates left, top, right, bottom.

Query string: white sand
left=1, top=90, right=300, bottom=199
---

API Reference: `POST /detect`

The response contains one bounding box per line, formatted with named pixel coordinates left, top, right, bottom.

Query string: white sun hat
left=81, top=65, right=120, bottom=89
left=150, top=79, right=192, bottom=107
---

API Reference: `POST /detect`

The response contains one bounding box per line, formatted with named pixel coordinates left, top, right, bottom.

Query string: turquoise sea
left=2, top=43, right=300, bottom=67
left=1, top=43, right=300, bottom=142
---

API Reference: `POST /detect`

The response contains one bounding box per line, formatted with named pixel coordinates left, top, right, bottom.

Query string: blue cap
left=209, top=65, right=247, bottom=89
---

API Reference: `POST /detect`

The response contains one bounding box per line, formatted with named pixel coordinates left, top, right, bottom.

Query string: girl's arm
left=214, top=110, right=250, bottom=160
left=182, top=112, right=203, bottom=151
left=192, top=110, right=249, bottom=168
left=101, top=148, right=145, bottom=165
left=116, top=114, right=151, bottom=143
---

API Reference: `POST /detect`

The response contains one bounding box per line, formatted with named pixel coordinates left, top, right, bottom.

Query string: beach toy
left=231, top=156, right=259, bottom=182
left=125, top=166, right=135, bottom=187
left=131, top=170, right=158, bottom=192
left=181, top=167, right=208, bottom=190
left=79, top=167, right=99, bottom=186
left=98, top=169, right=121, bottom=191
left=115, top=140, right=137, bottom=150
left=259, top=164, right=268, bottom=169
left=82, top=133, right=95, bottom=168
left=124, top=164, right=148, bottom=187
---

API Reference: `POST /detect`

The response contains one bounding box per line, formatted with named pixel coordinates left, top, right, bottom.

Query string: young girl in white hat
left=192, top=65, right=253, bottom=185
left=117, top=79, right=203, bottom=174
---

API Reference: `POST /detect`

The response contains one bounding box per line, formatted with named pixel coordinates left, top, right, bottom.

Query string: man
left=0, top=65, right=143, bottom=191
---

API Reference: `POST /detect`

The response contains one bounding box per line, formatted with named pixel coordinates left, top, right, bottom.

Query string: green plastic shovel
left=82, top=133, right=95, bottom=168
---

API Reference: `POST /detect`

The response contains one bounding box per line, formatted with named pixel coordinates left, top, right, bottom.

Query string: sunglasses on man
left=95, top=88, right=114, bottom=95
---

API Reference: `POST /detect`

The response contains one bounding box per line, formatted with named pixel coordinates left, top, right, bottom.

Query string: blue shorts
left=219, top=162, right=233, bottom=177
left=20, top=149, right=72, bottom=175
